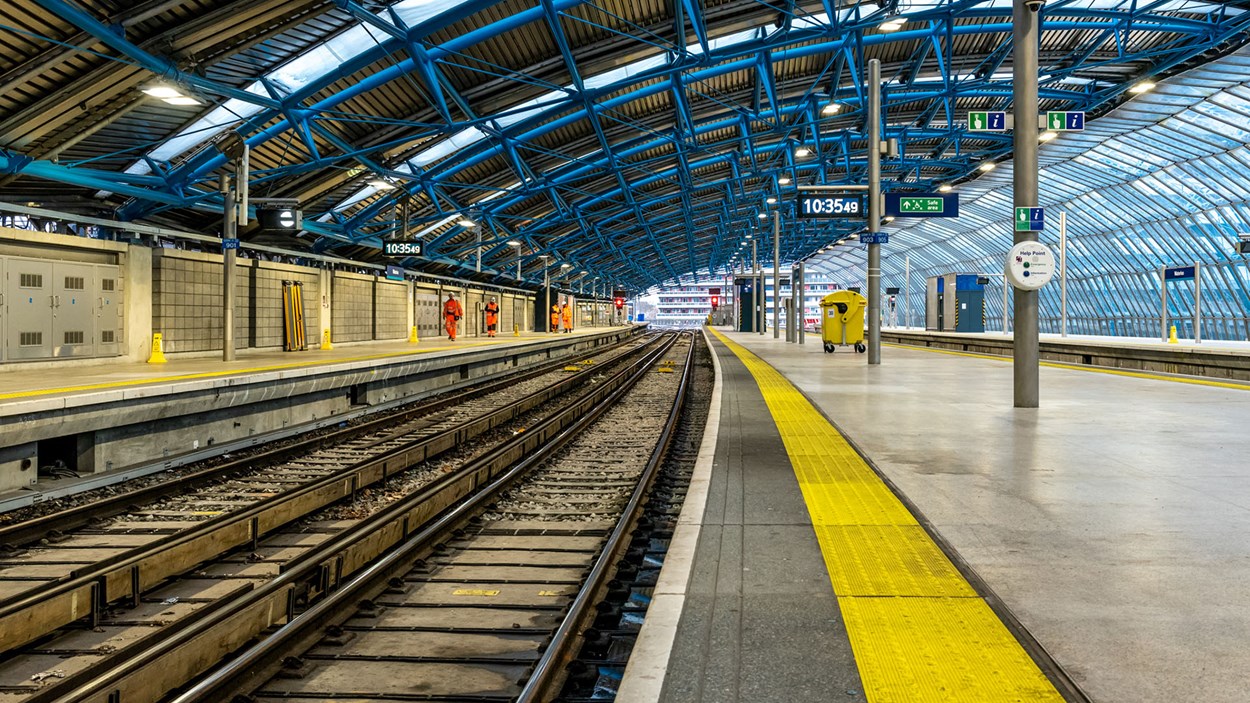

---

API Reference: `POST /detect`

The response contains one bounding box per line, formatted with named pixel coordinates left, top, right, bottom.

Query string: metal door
left=5, top=259, right=54, bottom=360
left=95, top=264, right=123, bottom=356
left=52, top=262, right=96, bottom=358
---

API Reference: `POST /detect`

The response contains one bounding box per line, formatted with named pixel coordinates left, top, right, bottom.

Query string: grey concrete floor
left=722, top=329, right=1250, bottom=703
left=659, top=342, right=865, bottom=703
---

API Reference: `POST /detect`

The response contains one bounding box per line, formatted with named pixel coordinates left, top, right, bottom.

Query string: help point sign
left=1005, top=241, right=1056, bottom=290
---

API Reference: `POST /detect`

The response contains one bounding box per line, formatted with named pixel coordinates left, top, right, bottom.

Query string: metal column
left=867, top=58, right=882, bottom=365
left=904, top=254, right=910, bottom=329
left=1160, top=265, right=1169, bottom=341
left=1059, top=211, right=1068, bottom=337
left=773, top=210, right=781, bottom=339
left=1012, top=0, right=1041, bottom=407
left=1195, top=262, right=1203, bottom=344
left=797, top=261, right=806, bottom=344
left=221, top=175, right=237, bottom=362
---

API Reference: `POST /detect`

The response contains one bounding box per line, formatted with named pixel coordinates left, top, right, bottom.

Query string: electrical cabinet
left=2, top=255, right=123, bottom=362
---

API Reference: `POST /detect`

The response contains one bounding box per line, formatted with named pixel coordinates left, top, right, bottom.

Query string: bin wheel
left=855, top=343, right=866, bottom=353
left=823, top=343, right=834, bottom=353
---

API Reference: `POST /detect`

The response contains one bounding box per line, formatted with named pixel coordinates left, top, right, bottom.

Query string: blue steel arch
left=1, top=0, right=1249, bottom=295
left=811, top=47, right=1250, bottom=341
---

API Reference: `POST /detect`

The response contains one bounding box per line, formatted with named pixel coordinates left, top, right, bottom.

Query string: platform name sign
left=1164, top=265, right=1196, bottom=281
left=383, top=241, right=423, bottom=257
left=797, top=193, right=866, bottom=219
left=384, top=264, right=404, bottom=281
left=1005, top=241, right=1056, bottom=290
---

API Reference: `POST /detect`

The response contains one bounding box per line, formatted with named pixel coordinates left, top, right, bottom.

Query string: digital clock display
left=383, top=241, right=423, bottom=257
left=796, top=194, right=866, bottom=219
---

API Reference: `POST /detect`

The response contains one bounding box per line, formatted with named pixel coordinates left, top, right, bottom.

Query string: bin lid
left=820, top=290, right=867, bottom=306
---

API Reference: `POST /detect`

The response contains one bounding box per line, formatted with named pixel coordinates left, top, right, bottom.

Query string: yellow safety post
left=513, top=323, right=520, bottom=337
left=409, top=325, right=419, bottom=344
left=321, top=329, right=334, bottom=350
left=147, top=332, right=167, bottom=364
left=1168, top=325, right=1179, bottom=344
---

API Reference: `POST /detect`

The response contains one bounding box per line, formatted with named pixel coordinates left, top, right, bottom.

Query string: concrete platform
left=0, top=326, right=640, bottom=497
left=624, top=327, right=1250, bottom=703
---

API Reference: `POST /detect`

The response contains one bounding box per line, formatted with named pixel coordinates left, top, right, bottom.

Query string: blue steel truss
left=2, top=0, right=1250, bottom=292
left=810, top=46, right=1250, bottom=341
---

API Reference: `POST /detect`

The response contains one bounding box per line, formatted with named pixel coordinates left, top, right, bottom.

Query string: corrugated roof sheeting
left=4, top=0, right=1250, bottom=294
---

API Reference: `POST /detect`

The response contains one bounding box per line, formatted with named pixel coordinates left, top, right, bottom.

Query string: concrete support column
left=318, top=268, right=333, bottom=345
left=126, top=245, right=153, bottom=362
left=221, top=175, right=237, bottom=362
left=773, top=210, right=781, bottom=339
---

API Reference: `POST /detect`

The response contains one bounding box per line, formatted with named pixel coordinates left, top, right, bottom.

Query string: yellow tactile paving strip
left=708, top=327, right=1064, bottom=703
left=0, top=340, right=504, bottom=401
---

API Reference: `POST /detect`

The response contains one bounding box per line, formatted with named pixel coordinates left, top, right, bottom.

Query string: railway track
left=12, top=331, right=695, bottom=703
left=0, top=334, right=659, bottom=699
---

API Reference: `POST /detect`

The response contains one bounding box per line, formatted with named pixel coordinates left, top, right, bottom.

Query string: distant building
left=652, top=271, right=843, bottom=329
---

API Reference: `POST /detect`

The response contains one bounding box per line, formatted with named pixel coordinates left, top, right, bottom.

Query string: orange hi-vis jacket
left=550, top=304, right=560, bottom=330
left=561, top=304, right=572, bottom=327
left=485, top=302, right=499, bottom=325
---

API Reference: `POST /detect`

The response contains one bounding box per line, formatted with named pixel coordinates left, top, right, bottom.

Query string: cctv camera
left=1024, top=0, right=1044, bottom=9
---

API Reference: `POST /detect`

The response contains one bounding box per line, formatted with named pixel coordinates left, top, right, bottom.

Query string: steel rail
left=0, top=333, right=655, bottom=657
left=517, top=331, right=696, bottom=701
left=32, top=333, right=682, bottom=703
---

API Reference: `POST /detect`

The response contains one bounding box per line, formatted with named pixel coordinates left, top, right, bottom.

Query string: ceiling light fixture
left=142, top=85, right=182, bottom=98
left=778, top=176, right=792, bottom=185
left=757, top=212, right=768, bottom=219
left=766, top=197, right=777, bottom=204
left=1039, top=131, right=1058, bottom=142
left=821, top=102, right=841, bottom=115
left=458, top=217, right=476, bottom=227
left=1130, top=81, right=1156, bottom=94
left=979, top=161, right=996, bottom=172
left=369, top=179, right=395, bottom=190
left=162, top=96, right=202, bottom=106
left=879, top=19, right=904, bottom=31
left=507, top=240, right=521, bottom=246
left=795, top=147, right=812, bottom=157
left=938, top=184, right=953, bottom=193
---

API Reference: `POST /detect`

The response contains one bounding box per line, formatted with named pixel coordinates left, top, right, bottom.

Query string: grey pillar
left=797, top=261, right=806, bottom=344
left=1013, top=0, right=1040, bottom=407
left=221, top=175, right=237, bottom=362
left=543, top=265, right=550, bottom=333
left=867, top=58, right=882, bottom=364
left=773, top=210, right=781, bottom=339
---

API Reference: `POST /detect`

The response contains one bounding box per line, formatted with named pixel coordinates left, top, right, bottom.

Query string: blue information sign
left=221, top=238, right=240, bottom=250
left=1014, top=207, right=1045, bottom=232
left=385, top=264, right=404, bottom=281
left=860, top=233, right=889, bottom=244
left=884, top=193, right=959, bottom=218
left=1164, top=265, right=1196, bottom=281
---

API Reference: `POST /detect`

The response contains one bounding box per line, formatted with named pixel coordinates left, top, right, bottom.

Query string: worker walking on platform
left=485, top=296, right=500, bottom=338
left=443, top=293, right=463, bottom=341
left=561, top=298, right=573, bottom=333
left=550, top=301, right=561, bottom=333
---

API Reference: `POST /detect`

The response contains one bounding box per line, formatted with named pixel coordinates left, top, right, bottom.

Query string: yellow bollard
left=1168, top=325, right=1179, bottom=344
left=513, top=324, right=520, bottom=337
left=147, top=332, right=167, bottom=364
left=409, top=325, right=419, bottom=344
left=321, top=329, right=334, bottom=350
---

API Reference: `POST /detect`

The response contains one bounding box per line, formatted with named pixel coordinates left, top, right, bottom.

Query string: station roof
left=3, top=0, right=1250, bottom=291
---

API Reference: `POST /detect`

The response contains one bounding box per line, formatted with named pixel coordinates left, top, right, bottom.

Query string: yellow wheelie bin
left=820, top=290, right=867, bottom=353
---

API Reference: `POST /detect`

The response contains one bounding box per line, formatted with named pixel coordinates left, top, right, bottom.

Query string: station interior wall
left=0, top=227, right=557, bottom=367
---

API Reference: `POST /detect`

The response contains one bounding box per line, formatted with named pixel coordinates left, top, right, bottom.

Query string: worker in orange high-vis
left=484, top=296, right=500, bottom=338
left=443, top=293, right=463, bottom=341
left=550, top=301, right=561, bottom=333
left=561, top=298, right=573, bottom=333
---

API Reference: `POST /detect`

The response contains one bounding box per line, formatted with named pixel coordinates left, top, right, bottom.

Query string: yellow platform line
left=0, top=340, right=505, bottom=401
left=707, top=327, right=1063, bottom=703
left=884, top=341, right=1250, bottom=391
